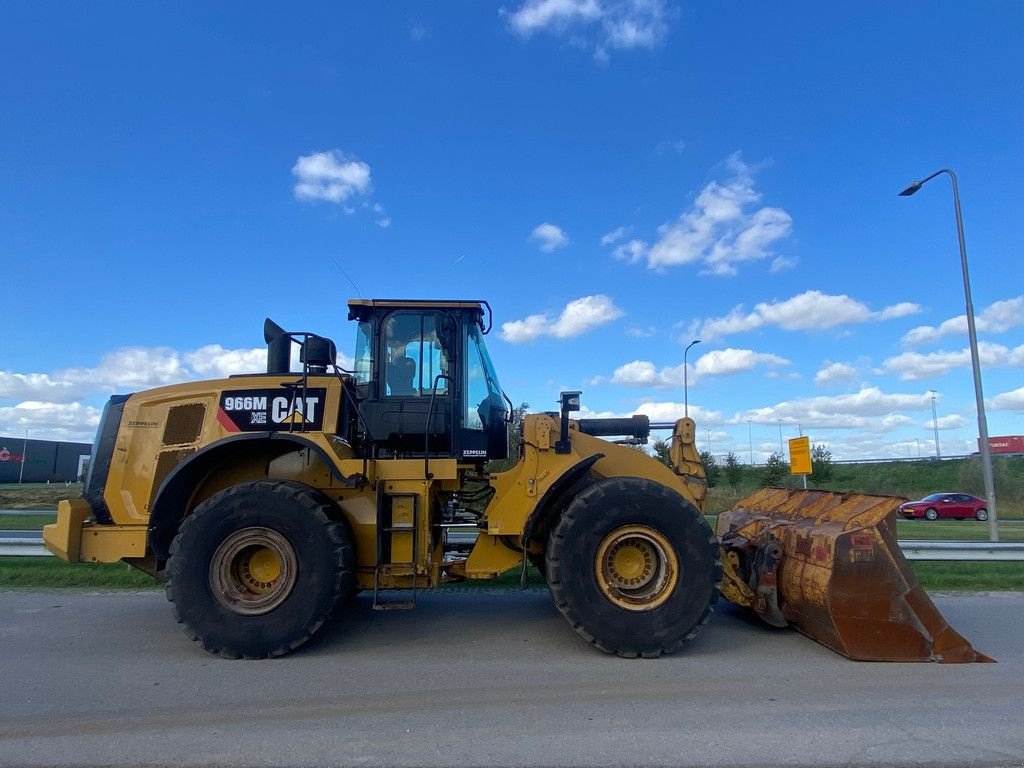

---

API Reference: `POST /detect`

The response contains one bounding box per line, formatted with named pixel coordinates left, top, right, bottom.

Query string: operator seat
left=387, top=356, right=418, bottom=396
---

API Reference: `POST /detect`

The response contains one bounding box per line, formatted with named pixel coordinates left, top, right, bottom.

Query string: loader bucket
left=717, top=488, right=993, bottom=663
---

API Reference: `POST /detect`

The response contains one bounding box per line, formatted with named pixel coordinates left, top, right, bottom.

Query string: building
left=0, top=436, right=92, bottom=483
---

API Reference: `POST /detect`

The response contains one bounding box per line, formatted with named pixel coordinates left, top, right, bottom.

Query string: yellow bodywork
left=44, top=498, right=147, bottom=563
left=43, top=376, right=707, bottom=592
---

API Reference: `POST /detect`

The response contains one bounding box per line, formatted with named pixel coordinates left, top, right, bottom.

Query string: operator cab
left=347, top=299, right=509, bottom=462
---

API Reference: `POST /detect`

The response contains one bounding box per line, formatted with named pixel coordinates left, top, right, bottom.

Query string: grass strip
left=0, top=558, right=160, bottom=589
left=0, top=514, right=57, bottom=531
left=908, top=561, right=1024, bottom=591
left=7, top=558, right=1019, bottom=592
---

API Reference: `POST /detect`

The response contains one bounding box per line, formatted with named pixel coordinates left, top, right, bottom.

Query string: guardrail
left=3, top=533, right=1023, bottom=561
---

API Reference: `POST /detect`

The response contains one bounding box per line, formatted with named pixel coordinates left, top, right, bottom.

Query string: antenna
left=328, top=255, right=363, bottom=298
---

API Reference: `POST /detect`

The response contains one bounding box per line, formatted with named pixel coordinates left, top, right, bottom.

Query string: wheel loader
left=44, top=299, right=991, bottom=662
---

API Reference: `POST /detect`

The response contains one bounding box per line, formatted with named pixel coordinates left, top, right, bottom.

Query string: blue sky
left=2, top=1, right=1022, bottom=461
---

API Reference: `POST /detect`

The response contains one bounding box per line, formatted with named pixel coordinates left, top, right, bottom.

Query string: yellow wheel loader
left=44, top=299, right=990, bottom=663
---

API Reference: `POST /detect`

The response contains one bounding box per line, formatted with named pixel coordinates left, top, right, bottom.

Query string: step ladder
left=372, top=485, right=419, bottom=611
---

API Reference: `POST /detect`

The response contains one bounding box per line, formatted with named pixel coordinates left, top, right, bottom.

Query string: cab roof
left=347, top=298, right=493, bottom=333
left=347, top=298, right=486, bottom=312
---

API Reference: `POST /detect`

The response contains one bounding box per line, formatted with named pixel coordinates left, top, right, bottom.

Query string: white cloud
left=292, top=150, right=372, bottom=205
left=876, top=302, right=921, bottom=321
left=578, top=400, right=724, bottom=426
left=607, top=348, right=787, bottom=389
left=501, top=295, right=624, bottom=343
left=626, top=325, right=657, bottom=338
left=0, top=372, right=76, bottom=403
left=610, top=360, right=681, bottom=388
left=1, top=340, right=356, bottom=441
left=530, top=222, right=569, bottom=252
left=183, top=345, right=268, bottom=379
left=2, top=343, right=355, bottom=404
left=372, top=202, right=391, bottom=228
left=621, top=153, right=792, bottom=276
left=633, top=401, right=723, bottom=425
left=740, top=387, right=938, bottom=431
left=655, top=139, right=686, bottom=155
left=927, top=414, right=966, bottom=430
left=901, top=295, right=1024, bottom=346
left=882, top=342, right=1024, bottom=381
left=770, top=255, right=798, bottom=273
left=611, top=238, right=649, bottom=262
left=694, top=349, right=789, bottom=376
left=0, top=402, right=103, bottom=442
left=696, top=290, right=923, bottom=341
left=991, top=387, right=1024, bottom=411
left=815, top=361, right=857, bottom=385
left=600, top=226, right=628, bottom=245
left=502, top=0, right=671, bottom=58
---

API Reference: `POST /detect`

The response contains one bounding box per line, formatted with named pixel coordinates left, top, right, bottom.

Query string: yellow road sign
left=789, top=436, right=811, bottom=475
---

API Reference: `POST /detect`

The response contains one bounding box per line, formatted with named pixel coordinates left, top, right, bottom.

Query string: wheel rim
left=210, top=527, right=297, bottom=616
left=595, top=525, right=678, bottom=612
left=978, top=510, right=988, bottom=521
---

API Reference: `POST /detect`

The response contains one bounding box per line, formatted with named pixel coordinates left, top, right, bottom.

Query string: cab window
left=383, top=312, right=451, bottom=397
left=464, top=323, right=503, bottom=430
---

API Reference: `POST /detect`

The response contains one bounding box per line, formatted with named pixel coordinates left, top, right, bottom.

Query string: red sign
left=0, top=448, right=25, bottom=463
left=983, top=435, right=1024, bottom=455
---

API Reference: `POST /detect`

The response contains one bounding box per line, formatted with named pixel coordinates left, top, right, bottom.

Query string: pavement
left=0, top=588, right=1022, bottom=767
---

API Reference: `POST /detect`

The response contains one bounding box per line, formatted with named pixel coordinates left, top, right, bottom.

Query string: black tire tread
left=164, top=480, right=353, bottom=659
left=545, top=477, right=721, bottom=658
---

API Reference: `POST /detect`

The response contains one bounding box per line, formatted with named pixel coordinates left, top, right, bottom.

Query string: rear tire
left=925, top=508, right=939, bottom=521
left=165, top=480, right=354, bottom=659
left=545, top=477, right=720, bottom=658
left=976, top=508, right=989, bottom=522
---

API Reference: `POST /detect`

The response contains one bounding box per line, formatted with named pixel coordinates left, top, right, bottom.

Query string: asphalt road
left=1, top=588, right=1022, bottom=768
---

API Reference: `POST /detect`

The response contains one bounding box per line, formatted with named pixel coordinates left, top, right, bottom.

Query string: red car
left=899, top=493, right=989, bottom=521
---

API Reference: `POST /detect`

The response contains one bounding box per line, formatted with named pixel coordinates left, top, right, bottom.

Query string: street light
left=929, top=389, right=941, bottom=459
left=900, top=169, right=998, bottom=542
left=683, top=339, right=701, bottom=417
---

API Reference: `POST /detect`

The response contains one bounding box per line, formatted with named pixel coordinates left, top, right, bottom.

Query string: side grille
left=148, top=447, right=197, bottom=510
left=162, top=404, right=206, bottom=446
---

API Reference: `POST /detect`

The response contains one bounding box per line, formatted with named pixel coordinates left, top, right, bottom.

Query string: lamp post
left=778, top=419, right=784, bottom=454
left=928, top=389, right=941, bottom=459
left=683, top=339, right=701, bottom=417
left=901, top=169, right=998, bottom=542
left=748, top=419, right=754, bottom=464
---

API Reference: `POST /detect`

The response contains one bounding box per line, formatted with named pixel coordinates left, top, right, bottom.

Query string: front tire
left=545, top=477, right=720, bottom=658
left=924, top=508, right=939, bottom=521
left=976, top=508, right=989, bottom=522
left=165, top=480, right=354, bottom=659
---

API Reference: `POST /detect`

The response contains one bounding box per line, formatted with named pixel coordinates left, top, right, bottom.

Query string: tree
left=810, top=444, right=834, bottom=484
left=700, top=450, right=719, bottom=488
left=651, top=438, right=672, bottom=468
left=724, top=451, right=742, bottom=490
left=761, top=452, right=789, bottom=487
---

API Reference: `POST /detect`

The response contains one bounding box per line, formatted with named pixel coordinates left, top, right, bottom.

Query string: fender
left=147, top=432, right=363, bottom=560
left=521, top=453, right=604, bottom=546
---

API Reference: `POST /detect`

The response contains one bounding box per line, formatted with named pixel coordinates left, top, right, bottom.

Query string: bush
left=700, top=450, right=719, bottom=488
left=761, top=452, right=789, bottom=486
left=810, top=444, right=834, bottom=484
left=651, top=438, right=672, bottom=468
left=724, top=451, right=742, bottom=490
